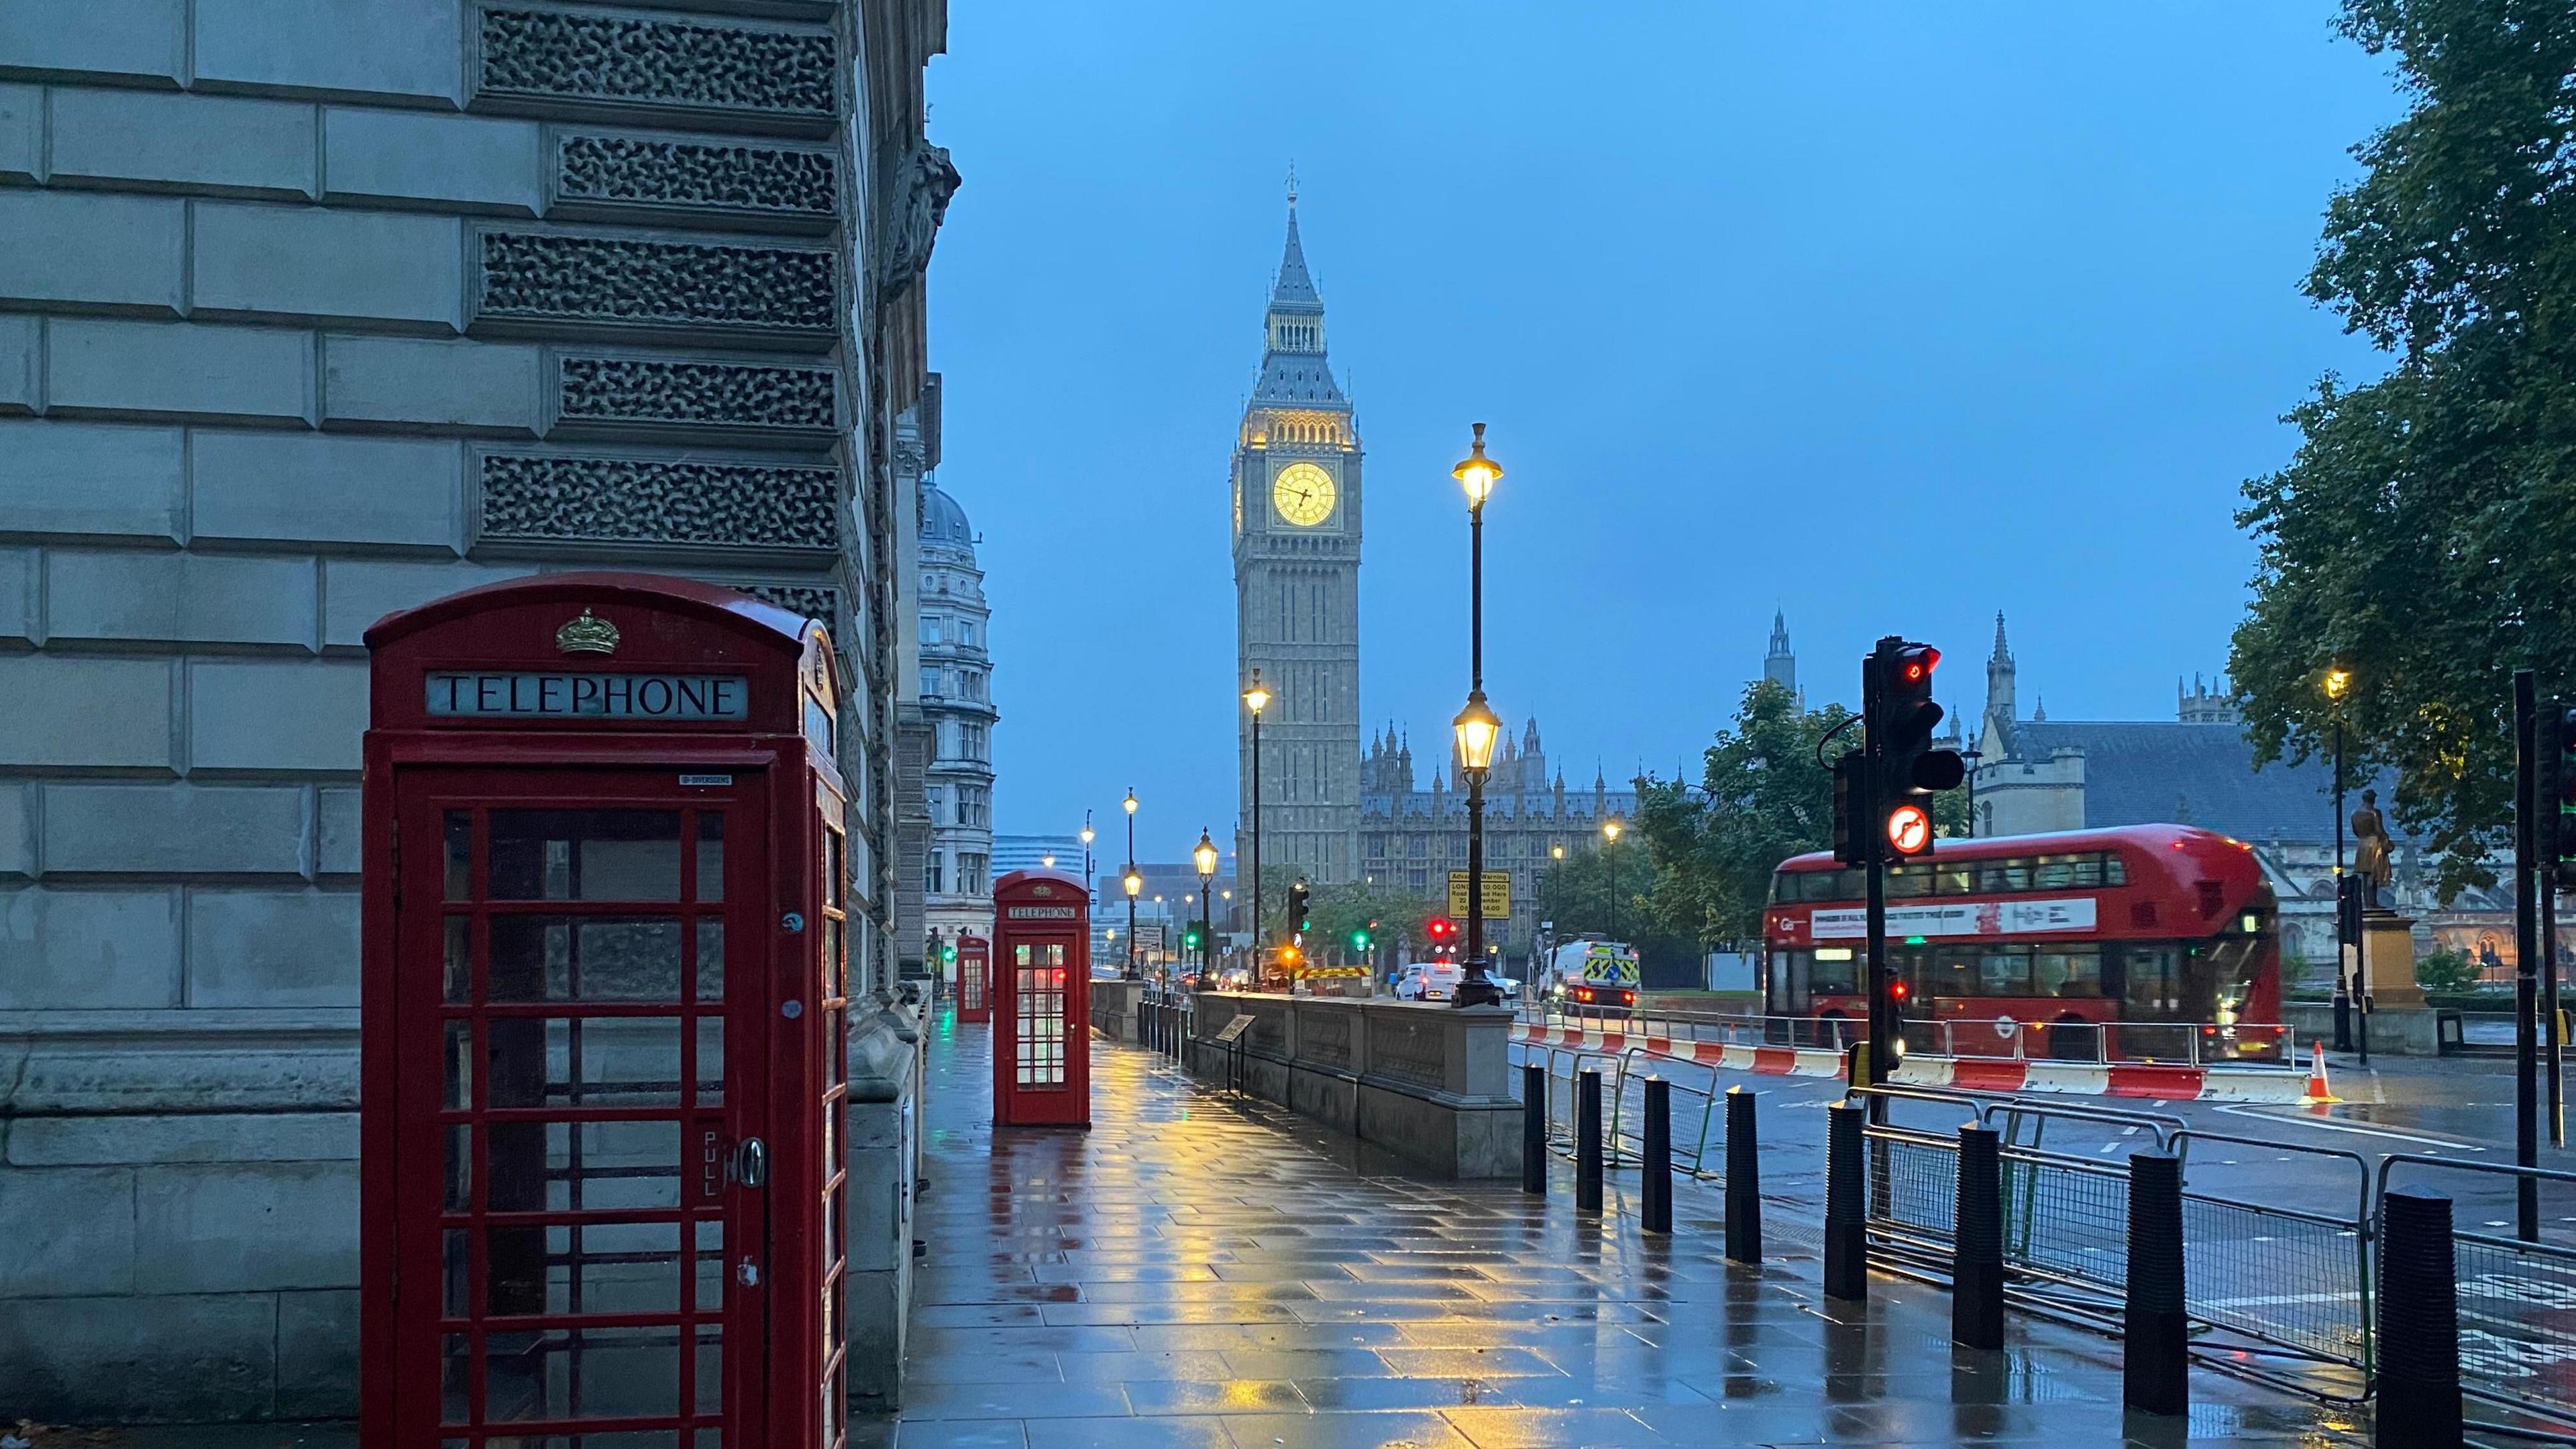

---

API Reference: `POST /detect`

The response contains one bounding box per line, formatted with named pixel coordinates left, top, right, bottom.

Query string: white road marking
left=2212, top=1103, right=2488, bottom=1150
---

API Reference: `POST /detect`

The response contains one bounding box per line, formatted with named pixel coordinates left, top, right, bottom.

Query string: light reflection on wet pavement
left=859, top=1015, right=2377, bottom=1448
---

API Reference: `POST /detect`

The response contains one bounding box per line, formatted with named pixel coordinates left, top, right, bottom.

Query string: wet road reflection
left=861, top=1013, right=2377, bottom=1448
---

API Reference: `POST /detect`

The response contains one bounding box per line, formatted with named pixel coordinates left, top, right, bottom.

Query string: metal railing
left=1521, top=1002, right=2295, bottom=1067
left=2379, top=1155, right=2576, bottom=1428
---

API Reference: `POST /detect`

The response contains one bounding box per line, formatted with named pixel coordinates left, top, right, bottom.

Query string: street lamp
left=1122, top=862, right=1143, bottom=981
left=1122, top=791, right=1140, bottom=979
left=1452, top=422, right=1506, bottom=1009
left=1602, top=816, right=1625, bottom=939
left=1244, top=670, right=1270, bottom=980
left=2324, top=663, right=2355, bottom=1053
left=1080, top=813, right=1095, bottom=904
left=1041, top=853, right=1055, bottom=869
left=1194, top=828, right=1219, bottom=985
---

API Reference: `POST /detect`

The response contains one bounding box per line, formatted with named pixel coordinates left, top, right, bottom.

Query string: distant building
left=993, top=833, right=1085, bottom=879
left=1762, top=609, right=1803, bottom=710
left=920, top=478, right=998, bottom=955
left=1360, top=719, right=1638, bottom=961
left=1960, top=612, right=2500, bottom=977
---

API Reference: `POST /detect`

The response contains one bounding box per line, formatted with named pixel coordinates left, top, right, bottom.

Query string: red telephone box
left=956, top=932, right=991, bottom=1022
left=358, top=573, right=859, bottom=1449
left=990, top=869, right=1091, bottom=1127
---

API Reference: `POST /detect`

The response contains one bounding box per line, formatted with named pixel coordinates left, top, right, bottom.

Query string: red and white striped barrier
left=1509, top=1024, right=2312, bottom=1103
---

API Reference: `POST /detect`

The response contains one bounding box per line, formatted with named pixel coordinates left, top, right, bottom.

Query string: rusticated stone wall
left=0, top=0, right=909, bottom=1422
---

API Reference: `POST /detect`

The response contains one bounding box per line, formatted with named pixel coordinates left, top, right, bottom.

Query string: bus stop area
left=873, top=1020, right=2376, bottom=1448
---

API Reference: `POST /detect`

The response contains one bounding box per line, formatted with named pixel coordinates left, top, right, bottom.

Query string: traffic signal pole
left=2516, top=669, right=2539, bottom=1242
left=1861, top=649, right=1892, bottom=1114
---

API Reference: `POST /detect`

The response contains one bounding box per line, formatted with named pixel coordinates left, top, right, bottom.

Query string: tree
left=1532, top=839, right=1695, bottom=970
left=1305, top=880, right=1435, bottom=968
left=2229, top=0, right=2576, bottom=900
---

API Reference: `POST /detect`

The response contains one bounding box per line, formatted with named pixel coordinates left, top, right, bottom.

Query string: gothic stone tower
left=1235, top=194, right=1362, bottom=886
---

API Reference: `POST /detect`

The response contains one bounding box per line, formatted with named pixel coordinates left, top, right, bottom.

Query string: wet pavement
left=860, top=1011, right=2379, bottom=1448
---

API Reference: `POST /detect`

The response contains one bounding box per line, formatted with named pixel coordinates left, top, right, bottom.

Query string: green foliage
left=1305, top=880, right=1435, bottom=965
left=2229, top=0, right=2576, bottom=900
left=2414, top=949, right=2482, bottom=993
left=1532, top=839, right=1694, bottom=969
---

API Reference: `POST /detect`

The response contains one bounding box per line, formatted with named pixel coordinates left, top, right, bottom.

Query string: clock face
left=1272, top=462, right=1336, bottom=527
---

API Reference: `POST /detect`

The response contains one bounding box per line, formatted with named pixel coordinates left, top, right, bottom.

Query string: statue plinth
left=2362, top=909, right=2424, bottom=1009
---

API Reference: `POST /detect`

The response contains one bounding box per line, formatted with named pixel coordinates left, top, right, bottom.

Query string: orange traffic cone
left=2303, top=1040, right=2341, bottom=1105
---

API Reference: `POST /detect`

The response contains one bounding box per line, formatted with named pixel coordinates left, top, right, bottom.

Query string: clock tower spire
left=1234, top=186, right=1363, bottom=890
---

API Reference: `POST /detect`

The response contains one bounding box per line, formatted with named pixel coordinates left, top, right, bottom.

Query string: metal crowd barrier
left=1521, top=1002, right=2295, bottom=1067
left=2379, top=1155, right=2576, bottom=1430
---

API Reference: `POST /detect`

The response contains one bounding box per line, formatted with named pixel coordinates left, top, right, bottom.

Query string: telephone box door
left=391, top=768, right=769, bottom=1447
left=957, top=935, right=989, bottom=1022
left=990, top=871, right=1090, bottom=1128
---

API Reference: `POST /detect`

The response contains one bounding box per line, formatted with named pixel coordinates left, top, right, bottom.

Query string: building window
left=926, top=785, right=945, bottom=823
left=958, top=785, right=989, bottom=827
left=926, top=851, right=945, bottom=894
left=922, top=667, right=943, bottom=697
left=921, top=617, right=941, bottom=643
left=959, top=853, right=988, bottom=894
left=1408, top=837, right=1427, bottom=858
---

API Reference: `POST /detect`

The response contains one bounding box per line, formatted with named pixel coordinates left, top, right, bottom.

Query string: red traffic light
left=1884, top=802, right=1933, bottom=855
left=1900, top=646, right=1940, bottom=684
left=1426, top=917, right=1454, bottom=940
left=1889, top=980, right=1909, bottom=1002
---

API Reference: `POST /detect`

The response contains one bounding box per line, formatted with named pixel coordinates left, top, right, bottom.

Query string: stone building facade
left=1359, top=720, right=1638, bottom=960
left=1234, top=195, right=1362, bottom=888
left=0, top=0, right=950, bottom=1420
left=919, top=474, right=996, bottom=955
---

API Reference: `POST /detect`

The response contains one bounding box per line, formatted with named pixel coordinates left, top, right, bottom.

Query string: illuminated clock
left=1272, top=462, right=1336, bottom=527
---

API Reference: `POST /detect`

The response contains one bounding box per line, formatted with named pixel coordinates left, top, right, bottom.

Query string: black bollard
left=2123, top=1151, right=2188, bottom=1417
left=1521, top=1063, right=1547, bottom=1195
left=1952, top=1123, right=2004, bottom=1349
left=1724, top=1087, right=1762, bottom=1265
left=1576, top=1068, right=1605, bottom=1213
left=2377, top=1185, right=2465, bottom=1448
left=1642, top=1077, right=1672, bottom=1234
left=1824, top=1102, right=1867, bottom=1301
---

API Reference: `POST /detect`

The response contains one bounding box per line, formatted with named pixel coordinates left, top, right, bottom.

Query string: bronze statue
left=2351, top=788, right=2394, bottom=909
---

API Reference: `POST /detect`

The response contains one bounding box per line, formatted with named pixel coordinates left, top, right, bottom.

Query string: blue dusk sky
left=925, top=3, right=2407, bottom=863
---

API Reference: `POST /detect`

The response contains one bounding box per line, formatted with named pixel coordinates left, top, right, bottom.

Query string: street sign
left=1446, top=869, right=1510, bottom=919
left=1214, top=1014, right=1258, bottom=1044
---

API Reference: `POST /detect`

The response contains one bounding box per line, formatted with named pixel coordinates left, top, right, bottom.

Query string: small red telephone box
left=358, top=574, right=859, bottom=1449
left=990, top=869, right=1091, bottom=1127
left=956, top=932, right=991, bottom=1022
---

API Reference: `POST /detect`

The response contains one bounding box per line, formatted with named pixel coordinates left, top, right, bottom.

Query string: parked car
left=1395, top=962, right=1461, bottom=1001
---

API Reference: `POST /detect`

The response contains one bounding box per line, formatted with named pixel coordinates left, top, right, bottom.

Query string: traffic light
left=1183, top=924, right=1203, bottom=953
left=2549, top=702, right=2576, bottom=889
left=1425, top=917, right=1454, bottom=956
left=940, top=940, right=957, bottom=965
left=1870, top=638, right=1964, bottom=859
left=1350, top=924, right=1373, bottom=953
left=1285, top=879, right=1311, bottom=936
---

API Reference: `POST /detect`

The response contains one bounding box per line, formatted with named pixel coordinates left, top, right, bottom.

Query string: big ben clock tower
left=1234, top=187, right=1362, bottom=888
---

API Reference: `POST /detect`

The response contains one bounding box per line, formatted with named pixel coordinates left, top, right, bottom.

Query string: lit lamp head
left=1193, top=829, right=1219, bottom=881
left=1452, top=690, right=1501, bottom=780
left=1552, top=845, right=1565, bottom=860
left=1243, top=669, right=1270, bottom=718
left=1079, top=824, right=1094, bottom=847
left=1602, top=818, right=1623, bottom=845
left=1123, top=790, right=1138, bottom=816
left=2323, top=664, right=2351, bottom=704
left=1041, top=854, right=1056, bottom=868
left=1452, top=421, right=1503, bottom=513
left=1122, top=867, right=1142, bottom=900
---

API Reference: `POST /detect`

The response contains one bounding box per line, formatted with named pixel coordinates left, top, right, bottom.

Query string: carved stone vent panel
left=556, top=133, right=837, bottom=220
left=557, top=356, right=839, bottom=434
left=480, top=454, right=839, bottom=549
left=478, top=8, right=833, bottom=125
left=477, top=231, right=837, bottom=338
left=1300, top=1010, right=1352, bottom=1069
left=729, top=583, right=841, bottom=624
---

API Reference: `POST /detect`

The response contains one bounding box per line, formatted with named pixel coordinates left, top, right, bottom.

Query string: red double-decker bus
left=1763, top=824, right=2283, bottom=1062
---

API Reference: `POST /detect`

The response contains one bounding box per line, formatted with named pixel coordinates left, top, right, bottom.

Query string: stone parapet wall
left=1184, top=992, right=1522, bottom=1179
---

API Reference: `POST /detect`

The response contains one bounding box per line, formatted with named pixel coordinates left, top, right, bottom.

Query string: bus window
left=1976, top=859, right=2033, bottom=893
left=1934, top=865, right=1973, bottom=896
left=2121, top=945, right=2182, bottom=1016
left=1932, top=947, right=1978, bottom=999
left=1810, top=947, right=1859, bottom=996
left=2033, top=946, right=2102, bottom=998
left=1977, top=946, right=2032, bottom=996
left=1886, top=865, right=1933, bottom=899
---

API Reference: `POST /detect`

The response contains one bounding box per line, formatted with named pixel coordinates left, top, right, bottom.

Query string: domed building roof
left=920, top=483, right=973, bottom=549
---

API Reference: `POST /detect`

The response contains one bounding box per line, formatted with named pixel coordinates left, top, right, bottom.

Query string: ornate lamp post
left=1961, top=747, right=1984, bottom=839
left=2324, top=663, right=2354, bottom=1053
left=1452, top=423, right=1507, bottom=1009
left=1121, top=862, right=1143, bottom=981
left=1601, top=816, right=1625, bottom=938
left=1079, top=814, right=1095, bottom=900
left=1244, top=671, right=1270, bottom=977
left=1194, top=828, right=1219, bottom=985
